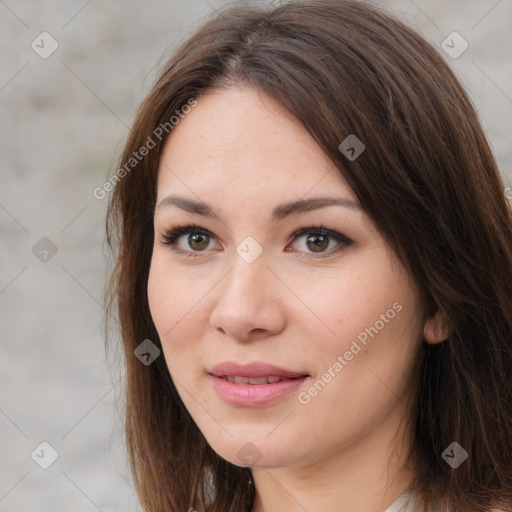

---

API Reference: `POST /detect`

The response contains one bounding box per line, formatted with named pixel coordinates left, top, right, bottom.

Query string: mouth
left=218, top=375, right=301, bottom=384
left=209, top=361, right=310, bottom=406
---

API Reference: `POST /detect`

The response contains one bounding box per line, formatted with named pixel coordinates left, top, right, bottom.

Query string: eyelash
left=158, top=223, right=353, bottom=260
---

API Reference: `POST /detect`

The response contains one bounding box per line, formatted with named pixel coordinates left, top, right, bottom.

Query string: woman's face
left=148, top=87, right=427, bottom=469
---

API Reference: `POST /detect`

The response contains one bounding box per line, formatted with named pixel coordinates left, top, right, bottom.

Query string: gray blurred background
left=1, top=1, right=511, bottom=510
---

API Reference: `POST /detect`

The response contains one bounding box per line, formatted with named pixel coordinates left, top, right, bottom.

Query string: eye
left=158, top=224, right=216, bottom=257
left=286, top=225, right=353, bottom=258
left=158, top=223, right=352, bottom=259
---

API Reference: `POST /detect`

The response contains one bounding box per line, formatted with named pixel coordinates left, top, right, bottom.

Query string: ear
left=423, top=310, right=453, bottom=344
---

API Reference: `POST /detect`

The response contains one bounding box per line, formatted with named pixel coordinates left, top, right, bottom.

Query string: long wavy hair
left=104, top=1, right=512, bottom=510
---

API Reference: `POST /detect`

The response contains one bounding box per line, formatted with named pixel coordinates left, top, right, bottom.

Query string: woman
left=104, top=1, right=512, bottom=510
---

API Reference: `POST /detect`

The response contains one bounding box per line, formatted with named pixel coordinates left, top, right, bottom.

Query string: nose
left=209, top=253, right=286, bottom=343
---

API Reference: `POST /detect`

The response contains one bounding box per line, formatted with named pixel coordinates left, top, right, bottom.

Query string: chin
left=202, top=429, right=299, bottom=468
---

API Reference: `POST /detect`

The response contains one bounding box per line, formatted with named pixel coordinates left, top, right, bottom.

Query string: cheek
left=147, top=258, right=175, bottom=333
left=147, top=254, right=210, bottom=371
left=148, top=251, right=201, bottom=329
left=288, top=260, right=425, bottom=432
left=288, top=257, right=420, bottom=364
left=292, top=270, right=422, bottom=445
left=147, top=256, right=188, bottom=353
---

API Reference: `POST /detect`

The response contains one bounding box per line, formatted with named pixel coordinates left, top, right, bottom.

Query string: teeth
left=222, top=375, right=287, bottom=384
left=248, top=376, right=271, bottom=385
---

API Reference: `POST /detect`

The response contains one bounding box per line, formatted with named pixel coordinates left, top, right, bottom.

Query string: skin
left=148, top=86, right=448, bottom=512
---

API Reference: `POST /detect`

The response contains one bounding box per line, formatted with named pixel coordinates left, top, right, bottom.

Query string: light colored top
left=383, top=489, right=421, bottom=512
left=382, top=489, right=507, bottom=512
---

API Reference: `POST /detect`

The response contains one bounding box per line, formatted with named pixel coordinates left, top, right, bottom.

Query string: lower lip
left=210, top=375, right=308, bottom=406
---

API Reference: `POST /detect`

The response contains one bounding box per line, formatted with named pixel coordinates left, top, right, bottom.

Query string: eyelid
left=288, top=225, right=352, bottom=246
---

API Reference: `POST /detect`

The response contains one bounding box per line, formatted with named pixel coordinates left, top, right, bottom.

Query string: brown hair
left=104, top=1, right=512, bottom=510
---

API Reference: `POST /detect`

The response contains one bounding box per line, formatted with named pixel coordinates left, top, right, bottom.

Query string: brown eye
left=288, top=226, right=353, bottom=258
left=305, top=234, right=330, bottom=253
left=159, top=224, right=216, bottom=257
left=187, top=233, right=210, bottom=251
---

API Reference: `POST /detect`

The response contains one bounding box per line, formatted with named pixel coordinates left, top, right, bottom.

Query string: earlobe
left=423, top=310, right=453, bottom=344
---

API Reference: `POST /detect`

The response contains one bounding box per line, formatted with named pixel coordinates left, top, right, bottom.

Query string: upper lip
left=210, top=361, right=308, bottom=379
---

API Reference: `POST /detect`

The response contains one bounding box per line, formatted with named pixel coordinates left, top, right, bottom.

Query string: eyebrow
left=156, top=194, right=361, bottom=222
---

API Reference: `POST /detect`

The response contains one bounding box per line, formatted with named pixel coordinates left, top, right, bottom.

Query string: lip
left=209, top=361, right=309, bottom=407
left=210, top=361, right=308, bottom=379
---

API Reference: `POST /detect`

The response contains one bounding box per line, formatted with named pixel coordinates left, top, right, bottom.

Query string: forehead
left=155, top=87, right=357, bottom=212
